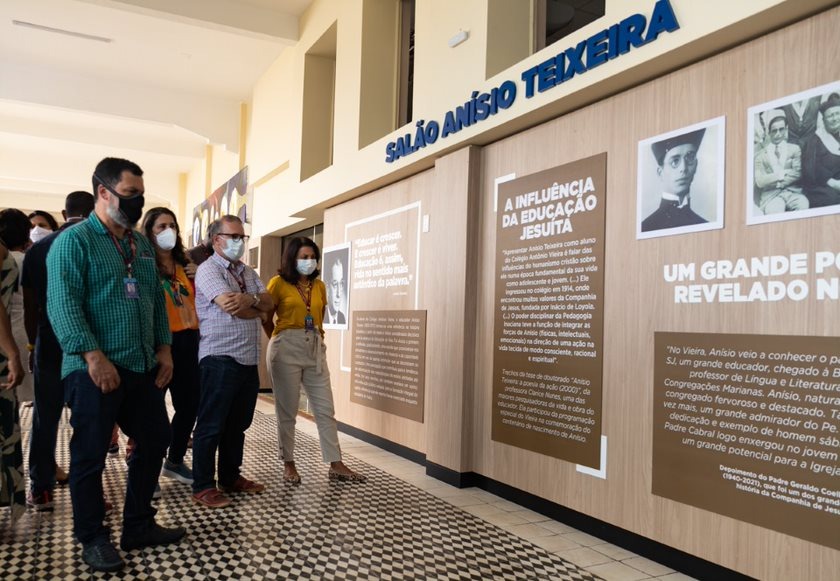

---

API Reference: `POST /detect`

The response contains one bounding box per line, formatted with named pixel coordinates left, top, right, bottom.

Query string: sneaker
left=192, top=488, right=231, bottom=509
left=120, top=522, right=186, bottom=551
left=152, top=483, right=162, bottom=500
left=26, top=489, right=54, bottom=512
left=82, top=538, right=124, bottom=572
left=161, top=460, right=193, bottom=485
left=220, top=476, right=265, bottom=494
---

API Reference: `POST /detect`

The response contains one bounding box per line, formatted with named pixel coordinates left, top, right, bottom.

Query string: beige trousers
left=267, top=329, right=341, bottom=463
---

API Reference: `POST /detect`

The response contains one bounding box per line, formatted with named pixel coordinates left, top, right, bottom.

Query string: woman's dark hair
left=279, top=237, right=321, bottom=284
left=141, top=207, right=188, bottom=268
left=28, top=210, right=59, bottom=231
left=0, top=209, right=35, bottom=250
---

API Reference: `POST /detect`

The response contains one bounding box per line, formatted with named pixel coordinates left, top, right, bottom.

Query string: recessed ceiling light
left=12, top=20, right=113, bottom=43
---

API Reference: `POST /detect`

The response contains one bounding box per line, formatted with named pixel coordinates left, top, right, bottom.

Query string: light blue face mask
left=296, top=259, right=317, bottom=276
left=222, top=238, right=245, bottom=261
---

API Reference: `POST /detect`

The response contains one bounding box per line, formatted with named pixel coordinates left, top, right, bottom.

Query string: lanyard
left=295, top=281, right=312, bottom=313
left=107, top=230, right=136, bottom=278
left=163, top=266, right=185, bottom=307
left=228, top=264, right=247, bottom=293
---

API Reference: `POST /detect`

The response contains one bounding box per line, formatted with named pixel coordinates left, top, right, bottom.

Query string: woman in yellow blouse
left=264, top=237, right=364, bottom=484
left=142, top=208, right=199, bottom=486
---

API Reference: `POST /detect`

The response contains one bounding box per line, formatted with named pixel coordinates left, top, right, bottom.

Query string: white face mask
left=155, top=228, right=177, bottom=251
left=30, top=226, right=52, bottom=244
left=296, top=259, right=317, bottom=276
left=222, top=238, right=245, bottom=262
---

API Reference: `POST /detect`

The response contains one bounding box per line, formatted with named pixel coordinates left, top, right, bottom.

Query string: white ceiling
left=0, top=0, right=310, bottom=215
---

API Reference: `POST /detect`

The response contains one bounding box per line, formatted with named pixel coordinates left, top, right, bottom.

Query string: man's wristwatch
left=251, top=293, right=260, bottom=308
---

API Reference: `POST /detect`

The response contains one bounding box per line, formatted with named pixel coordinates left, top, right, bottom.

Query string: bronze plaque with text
left=491, top=153, right=607, bottom=468
left=350, top=310, right=427, bottom=422
left=653, top=332, right=840, bottom=550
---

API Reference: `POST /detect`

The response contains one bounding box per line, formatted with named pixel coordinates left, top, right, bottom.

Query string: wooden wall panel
left=323, top=169, right=436, bottom=453
left=474, top=8, right=840, bottom=581
left=323, top=147, right=482, bottom=465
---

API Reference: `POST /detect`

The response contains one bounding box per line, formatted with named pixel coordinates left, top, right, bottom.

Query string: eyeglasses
left=217, top=233, right=249, bottom=242
left=666, top=151, right=697, bottom=168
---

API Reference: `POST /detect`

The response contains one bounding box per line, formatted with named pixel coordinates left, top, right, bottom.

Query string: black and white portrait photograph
left=747, top=80, right=840, bottom=225
left=636, top=117, right=726, bottom=240
left=322, top=243, right=351, bottom=330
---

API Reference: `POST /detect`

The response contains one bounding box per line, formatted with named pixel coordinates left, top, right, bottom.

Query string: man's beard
left=107, top=197, right=134, bottom=228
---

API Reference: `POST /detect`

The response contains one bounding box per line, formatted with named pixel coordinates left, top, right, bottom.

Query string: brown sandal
left=328, top=468, right=366, bottom=482
left=283, top=462, right=301, bottom=484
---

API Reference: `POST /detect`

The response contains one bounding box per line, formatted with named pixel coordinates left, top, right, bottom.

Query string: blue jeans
left=64, top=367, right=170, bottom=544
left=192, top=356, right=259, bottom=493
left=28, top=331, right=64, bottom=494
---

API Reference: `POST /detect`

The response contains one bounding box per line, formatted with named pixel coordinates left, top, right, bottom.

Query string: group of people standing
left=0, top=156, right=364, bottom=573
left=753, top=91, right=840, bottom=214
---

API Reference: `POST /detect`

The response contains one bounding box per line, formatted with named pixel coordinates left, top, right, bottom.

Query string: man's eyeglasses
left=217, top=233, right=250, bottom=242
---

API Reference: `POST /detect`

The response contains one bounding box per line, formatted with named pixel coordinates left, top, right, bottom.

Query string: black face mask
left=116, top=195, right=145, bottom=225
left=94, top=174, right=145, bottom=225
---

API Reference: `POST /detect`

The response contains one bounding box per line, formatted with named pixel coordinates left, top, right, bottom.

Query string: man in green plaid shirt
left=47, top=157, right=186, bottom=573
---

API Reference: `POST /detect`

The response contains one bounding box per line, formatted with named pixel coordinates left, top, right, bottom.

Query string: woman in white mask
left=28, top=211, right=58, bottom=245
left=264, top=237, right=365, bottom=484
left=140, top=208, right=200, bottom=489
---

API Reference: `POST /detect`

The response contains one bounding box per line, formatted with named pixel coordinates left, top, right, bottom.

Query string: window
left=358, top=0, right=415, bottom=149
left=300, top=23, right=337, bottom=181
left=397, top=0, right=415, bottom=127
left=534, top=0, right=605, bottom=53
left=486, top=0, right=605, bottom=78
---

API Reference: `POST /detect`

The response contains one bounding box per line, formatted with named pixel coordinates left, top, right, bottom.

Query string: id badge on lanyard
left=110, top=231, right=139, bottom=299
left=124, top=277, right=140, bottom=299
left=296, top=282, right=315, bottom=332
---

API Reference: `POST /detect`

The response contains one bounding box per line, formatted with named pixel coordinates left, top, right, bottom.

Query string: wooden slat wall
left=321, top=8, right=840, bottom=579
left=474, top=8, right=840, bottom=581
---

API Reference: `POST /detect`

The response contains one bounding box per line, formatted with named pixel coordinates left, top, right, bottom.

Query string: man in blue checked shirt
left=47, top=157, right=186, bottom=573
left=191, top=215, right=273, bottom=509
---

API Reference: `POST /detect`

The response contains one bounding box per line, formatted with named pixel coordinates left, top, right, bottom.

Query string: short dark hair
left=28, top=210, right=59, bottom=231
left=0, top=209, right=34, bottom=250
left=280, top=237, right=321, bottom=284
left=65, top=191, right=95, bottom=218
left=142, top=207, right=188, bottom=267
left=92, top=157, right=143, bottom=199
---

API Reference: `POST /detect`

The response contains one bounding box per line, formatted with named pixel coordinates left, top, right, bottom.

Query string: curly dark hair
left=141, top=207, right=188, bottom=268
left=279, top=237, right=321, bottom=284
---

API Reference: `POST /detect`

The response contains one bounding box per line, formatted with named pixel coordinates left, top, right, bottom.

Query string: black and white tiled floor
left=2, top=400, right=691, bottom=580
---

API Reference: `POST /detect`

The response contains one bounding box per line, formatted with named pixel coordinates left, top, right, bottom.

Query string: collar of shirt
left=661, top=192, right=690, bottom=209
left=88, top=211, right=108, bottom=235
left=209, top=251, right=244, bottom=274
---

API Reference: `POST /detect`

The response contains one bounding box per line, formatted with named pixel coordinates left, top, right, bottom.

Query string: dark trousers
left=167, top=329, right=200, bottom=465
left=28, top=333, right=64, bottom=494
left=191, top=356, right=259, bottom=493
left=65, top=367, right=170, bottom=544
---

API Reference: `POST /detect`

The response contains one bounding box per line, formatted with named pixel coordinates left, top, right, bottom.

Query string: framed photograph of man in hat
left=636, top=117, right=725, bottom=240
left=747, top=80, right=840, bottom=225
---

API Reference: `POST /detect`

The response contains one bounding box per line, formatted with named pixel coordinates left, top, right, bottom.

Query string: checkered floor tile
left=2, top=406, right=602, bottom=580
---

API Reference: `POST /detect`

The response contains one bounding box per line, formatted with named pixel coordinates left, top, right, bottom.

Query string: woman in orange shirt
left=142, top=208, right=199, bottom=486
left=264, top=237, right=364, bottom=484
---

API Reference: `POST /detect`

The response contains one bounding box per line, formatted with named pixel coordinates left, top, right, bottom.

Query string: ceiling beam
left=75, top=0, right=300, bottom=43
left=0, top=61, right=241, bottom=152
